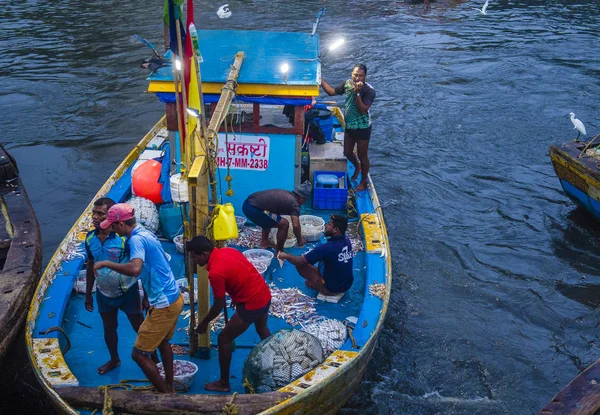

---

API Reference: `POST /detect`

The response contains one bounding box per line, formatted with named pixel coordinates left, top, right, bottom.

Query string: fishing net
left=300, top=318, right=347, bottom=355
left=126, top=196, right=159, bottom=233
left=243, top=329, right=324, bottom=393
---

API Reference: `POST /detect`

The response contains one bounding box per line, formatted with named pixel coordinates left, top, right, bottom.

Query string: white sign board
left=217, top=135, right=270, bottom=171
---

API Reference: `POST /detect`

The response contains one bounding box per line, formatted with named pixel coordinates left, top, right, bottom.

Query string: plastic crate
left=313, top=171, right=347, bottom=210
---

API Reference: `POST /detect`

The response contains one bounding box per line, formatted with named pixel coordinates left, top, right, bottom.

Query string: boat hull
left=549, top=142, right=600, bottom=220
left=26, top=117, right=391, bottom=414
left=0, top=144, right=42, bottom=361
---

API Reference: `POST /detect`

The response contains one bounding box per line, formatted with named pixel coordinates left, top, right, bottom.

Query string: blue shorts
left=96, top=285, right=142, bottom=315
left=242, top=199, right=280, bottom=229
left=235, top=300, right=271, bottom=324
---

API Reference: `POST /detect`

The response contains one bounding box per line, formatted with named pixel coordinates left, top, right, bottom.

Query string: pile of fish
left=227, top=226, right=263, bottom=248
left=347, top=221, right=364, bottom=252
left=158, top=360, right=197, bottom=388
left=170, top=344, right=189, bottom=355
left=369, top=282, right=387, bottom=299
left=269, top=284, right=322, bottom=327
left=180, top=309, right=226, bottom=333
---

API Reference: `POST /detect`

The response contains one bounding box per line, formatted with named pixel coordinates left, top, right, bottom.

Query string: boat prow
left=550, top=139, right=600, bottom=220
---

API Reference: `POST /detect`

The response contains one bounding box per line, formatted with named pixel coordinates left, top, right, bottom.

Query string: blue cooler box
left=313, top=171, right=347, bottom=210
left=316, top=115, right=334, bottom=142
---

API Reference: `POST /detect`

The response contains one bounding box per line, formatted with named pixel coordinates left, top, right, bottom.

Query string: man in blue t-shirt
left=279, top=215, right=354, bottom=295
left=84, top=197, right=146, bottom=375
left=93, top=203, right=183, bottom=394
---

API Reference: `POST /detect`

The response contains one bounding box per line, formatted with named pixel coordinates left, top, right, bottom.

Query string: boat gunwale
left=25, top=116, right=167, bottom=415
left=0, top=147, right=42, bottom=361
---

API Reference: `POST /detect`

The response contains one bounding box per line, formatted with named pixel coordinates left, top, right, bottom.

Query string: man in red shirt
left=187, top=236, right=272, bottom=392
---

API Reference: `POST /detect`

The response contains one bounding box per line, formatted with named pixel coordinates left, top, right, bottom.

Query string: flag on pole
left=165, top=0, right=186, bottom=55
left=185, top=0, right=200, bottom=142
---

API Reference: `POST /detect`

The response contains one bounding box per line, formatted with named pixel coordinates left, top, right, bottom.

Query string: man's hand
left=84, top=294, right=94, bottom=312
left=353, top=81, right=364, bottom=93
left=93, top=261, right=106, bottom=277
left=196, top=319, right=209, bottom=335
left=142, top=297, right=150, bottom=311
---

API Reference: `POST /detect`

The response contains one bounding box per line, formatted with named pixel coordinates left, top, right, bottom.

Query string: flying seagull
left=475, top=0, right=490, bottom=15
left=569, top=112, right=587, bottom=141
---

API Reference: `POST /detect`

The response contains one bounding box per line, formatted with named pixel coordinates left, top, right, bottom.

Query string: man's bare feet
left=350, top=169, right=360, bottom=182
left=355, top=181, right=368, bottom=192
left=98, top=359, right=120, bottom=375
left=204, top=380, right=230, bottom=392
left=260, top=241, right=277, bottom=249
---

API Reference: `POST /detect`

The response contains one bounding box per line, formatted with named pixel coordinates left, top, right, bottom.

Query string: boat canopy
left=147, top=30, right=321, bottom=97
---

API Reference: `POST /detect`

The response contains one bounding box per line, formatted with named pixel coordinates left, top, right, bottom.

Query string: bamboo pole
left=205, top=51, right=245, bottom=206
left=175, top=23, right=190, bottom=173
left=187, top=52, right=245, bottom=355
left=170, top=52, right=185, bottom=174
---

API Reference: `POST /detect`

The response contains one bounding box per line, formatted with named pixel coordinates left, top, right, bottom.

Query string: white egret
left=475, top=0, right=489, bottom=15
left=569, top=112, right=587, bottom=141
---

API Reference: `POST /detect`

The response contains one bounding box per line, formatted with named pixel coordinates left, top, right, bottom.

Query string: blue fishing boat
left=25, top=9, right=391, bottom=414
left=550, top=139, right=600, bottom=220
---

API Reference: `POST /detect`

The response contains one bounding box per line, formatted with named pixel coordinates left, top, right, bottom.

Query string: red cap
left=100, top=203, right=134, bottom=229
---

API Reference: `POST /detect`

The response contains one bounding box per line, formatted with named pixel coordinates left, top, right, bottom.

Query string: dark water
left=2, top=0, right=600, bottom=413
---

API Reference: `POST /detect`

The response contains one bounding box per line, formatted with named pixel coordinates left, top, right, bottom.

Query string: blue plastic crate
left=313, top=170, right=347, bottom=210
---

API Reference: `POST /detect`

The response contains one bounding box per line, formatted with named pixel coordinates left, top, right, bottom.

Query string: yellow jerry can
left=213, top=203, right=239, bottom=240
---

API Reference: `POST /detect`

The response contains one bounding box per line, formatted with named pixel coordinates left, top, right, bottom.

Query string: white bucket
left=170, top=174, right=189, bottom=202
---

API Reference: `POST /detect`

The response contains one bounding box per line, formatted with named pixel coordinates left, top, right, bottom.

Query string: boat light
left=329, top=38, right=345, bottom=52
left=175, top=59, right=182, bottom=71
left=186, top=108, right=201, bottom=118
left=280, top=63, right=290, bottom=74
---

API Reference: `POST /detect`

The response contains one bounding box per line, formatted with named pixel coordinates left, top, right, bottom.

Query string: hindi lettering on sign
left=217, top=135, right=270, bottom=171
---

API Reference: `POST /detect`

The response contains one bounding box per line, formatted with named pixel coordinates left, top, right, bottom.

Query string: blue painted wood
left=36, top=252, right=86, bottom=338
left=560, top=178, right=600, bottom=219
left=215, top=133, right=297, bottom=215
left=106, top=167, right=133, bottom=203
left=149, top=30, right=320, bottom=86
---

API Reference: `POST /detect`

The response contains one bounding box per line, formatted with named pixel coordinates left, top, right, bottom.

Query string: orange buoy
left=132, top=160, right=164, bottom=204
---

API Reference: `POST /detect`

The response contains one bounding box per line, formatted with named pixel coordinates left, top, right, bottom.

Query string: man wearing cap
left=241, top=181, right=312, bottom=253
left=84, top=197, right=148, bottom=375
left=93, top=203, right=183, bottom=394
left=278, top=215, right=354, bottom=296
left=187, top=236, right=272, bottom=392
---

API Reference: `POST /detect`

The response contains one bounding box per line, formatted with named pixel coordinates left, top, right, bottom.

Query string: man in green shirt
left=321, top=63, right=376, bottom=192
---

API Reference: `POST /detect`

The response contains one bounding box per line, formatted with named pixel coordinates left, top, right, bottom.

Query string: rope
left=224, top=110, right=234, bottom=197
left=242, top=377, right=256, bottom=394
left=220, top=392, right=239, bottom=415
left=578, top=134, right=600, bottom=159
left=40, top=326, right=71, bottom=355
left=91, top=378, right=190, bottom=414
left=346, top=325, right=358, bottom=349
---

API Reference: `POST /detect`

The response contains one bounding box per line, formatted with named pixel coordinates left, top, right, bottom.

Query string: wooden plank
left=538, top=358, right=600, bottom=415
left=57, top=386, right=294, bottom=415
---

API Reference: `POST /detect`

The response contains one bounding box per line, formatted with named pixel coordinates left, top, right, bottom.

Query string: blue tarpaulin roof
left=148, top=30, right=320, bottom=86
